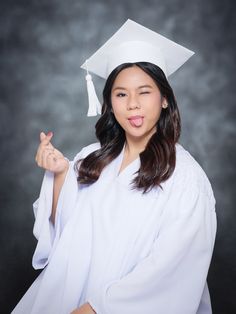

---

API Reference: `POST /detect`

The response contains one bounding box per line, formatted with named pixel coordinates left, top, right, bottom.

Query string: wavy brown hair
left=76, top=62, right=181, bottom=193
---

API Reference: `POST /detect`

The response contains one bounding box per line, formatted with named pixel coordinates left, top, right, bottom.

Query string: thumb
left=40, top=131, right=46, bottom=142
left=40, top=131, right=53, bottom=143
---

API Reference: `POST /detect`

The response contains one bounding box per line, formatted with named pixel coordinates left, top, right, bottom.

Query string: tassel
left=85, top=60, right=102, bottom=117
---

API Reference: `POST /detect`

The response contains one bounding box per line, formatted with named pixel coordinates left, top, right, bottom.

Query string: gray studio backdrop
left=0, top=0, right=235, bottom=313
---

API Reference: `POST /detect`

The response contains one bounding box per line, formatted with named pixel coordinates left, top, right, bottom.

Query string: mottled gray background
left=0, top=0, right=235, bottom=313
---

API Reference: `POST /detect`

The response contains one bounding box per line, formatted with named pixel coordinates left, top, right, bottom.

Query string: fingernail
left=47, top=131, right=53, bottom=137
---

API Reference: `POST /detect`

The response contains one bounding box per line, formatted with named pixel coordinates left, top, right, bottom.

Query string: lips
left=128, top=115, right=144, bottom=127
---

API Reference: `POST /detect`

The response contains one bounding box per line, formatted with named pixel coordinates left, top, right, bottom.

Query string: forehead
left=112, top=66, right=156, bottom=87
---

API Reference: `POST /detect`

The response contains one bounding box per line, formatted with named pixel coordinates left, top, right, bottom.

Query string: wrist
left=55, top=160, right=69, bottom=177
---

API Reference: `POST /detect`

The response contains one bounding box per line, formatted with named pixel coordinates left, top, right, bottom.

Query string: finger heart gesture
left=35, top=131, right=69, bottom=175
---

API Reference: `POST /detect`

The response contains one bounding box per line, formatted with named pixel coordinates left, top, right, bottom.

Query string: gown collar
left=114, top=144, right=141, bottom=186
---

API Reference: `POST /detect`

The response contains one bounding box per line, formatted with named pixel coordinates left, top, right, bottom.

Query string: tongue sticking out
left=129, top=117, right=143, bottom=127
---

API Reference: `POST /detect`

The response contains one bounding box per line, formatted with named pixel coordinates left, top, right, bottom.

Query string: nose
left=127, top=94, right=141, bottom=110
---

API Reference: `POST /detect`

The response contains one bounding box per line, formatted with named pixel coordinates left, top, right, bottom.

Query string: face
left=111, top=66, right=166, bottom=145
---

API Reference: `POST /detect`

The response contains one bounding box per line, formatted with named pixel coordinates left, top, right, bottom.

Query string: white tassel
left=85, top=60, right=102, bottom=117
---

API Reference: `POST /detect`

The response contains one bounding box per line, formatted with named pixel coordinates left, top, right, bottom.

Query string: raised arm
left=35, top=131, right=69, bottom=224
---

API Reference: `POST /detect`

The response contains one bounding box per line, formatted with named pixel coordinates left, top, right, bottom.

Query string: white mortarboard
left=81, top=19, right=194, bottom=116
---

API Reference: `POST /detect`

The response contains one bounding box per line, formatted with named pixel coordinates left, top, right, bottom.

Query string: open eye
left=116, top=92, right=127, bottom=97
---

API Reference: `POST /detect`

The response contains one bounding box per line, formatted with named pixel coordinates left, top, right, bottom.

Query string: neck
left=125, top=136, right=148, bottom=157
left=124, top=125, right=157, bottom=157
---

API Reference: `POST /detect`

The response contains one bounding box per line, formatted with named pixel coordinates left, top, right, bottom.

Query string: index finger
left=40, top=131, right=53, bottom=146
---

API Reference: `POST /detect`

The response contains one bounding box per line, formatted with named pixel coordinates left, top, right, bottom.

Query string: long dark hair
left=76, top=62, right=181, bottom=193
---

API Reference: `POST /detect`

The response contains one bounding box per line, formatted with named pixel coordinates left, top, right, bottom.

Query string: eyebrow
left=112, top=85, right=153, bottom=91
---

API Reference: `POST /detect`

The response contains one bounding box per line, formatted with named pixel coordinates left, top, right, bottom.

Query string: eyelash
left=140, top=91, right=150, bottom=95
left=116, top=93, right=126, bottom=97
left=116, top=91, right=150, bottom=97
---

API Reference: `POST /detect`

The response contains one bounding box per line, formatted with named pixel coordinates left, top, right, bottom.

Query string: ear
left=162, top=97, right=168, bottom=109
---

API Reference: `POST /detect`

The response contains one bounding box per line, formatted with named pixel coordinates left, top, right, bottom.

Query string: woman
left=12, top=20, right=216, bottom=314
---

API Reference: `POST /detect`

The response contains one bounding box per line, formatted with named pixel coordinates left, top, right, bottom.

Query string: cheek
left=111, top=98, right=124, bottom=115
left=153, top=106, right=163, bottom=121
left=111, top=96, right=117, bottom=111
left=146, top=97, right=162, bottom=117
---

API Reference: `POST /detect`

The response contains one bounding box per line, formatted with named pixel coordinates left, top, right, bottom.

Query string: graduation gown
left=12, top=143, right=217, bottom=314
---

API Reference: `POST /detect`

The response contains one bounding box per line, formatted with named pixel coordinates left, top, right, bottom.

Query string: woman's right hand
left=35, top=131, right=69, bottom=175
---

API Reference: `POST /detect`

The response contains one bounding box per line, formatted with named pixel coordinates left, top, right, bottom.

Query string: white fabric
left=107, top=41, right=167, bottom=76
left=12, top=143, right=216, bottom=314
left=86, top=74, right=102, bottom=117
left=81, top=19, right=195, bottom=79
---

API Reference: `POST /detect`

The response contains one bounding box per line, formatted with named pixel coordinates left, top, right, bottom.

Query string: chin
left=125, top=130, right=151, bottom=140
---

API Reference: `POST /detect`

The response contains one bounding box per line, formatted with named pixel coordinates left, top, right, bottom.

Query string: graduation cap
left=81, top=19, right=194, bottom=116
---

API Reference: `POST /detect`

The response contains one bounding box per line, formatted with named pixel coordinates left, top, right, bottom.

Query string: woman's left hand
left=70, top=302, right=96, bottom=314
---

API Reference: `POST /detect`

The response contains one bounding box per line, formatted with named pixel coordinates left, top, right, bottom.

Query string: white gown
left=12, top=143, right=217, bottom=314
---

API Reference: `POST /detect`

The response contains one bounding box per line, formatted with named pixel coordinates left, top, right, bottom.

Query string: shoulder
left=172, top=144, right=215, bottom=205
left=73, top=142, right=101, bottom=162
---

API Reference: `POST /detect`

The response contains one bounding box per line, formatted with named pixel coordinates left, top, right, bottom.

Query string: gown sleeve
left=31, top=147, right=87, bottom=270
left=87, top=167, right=217, bottom=314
